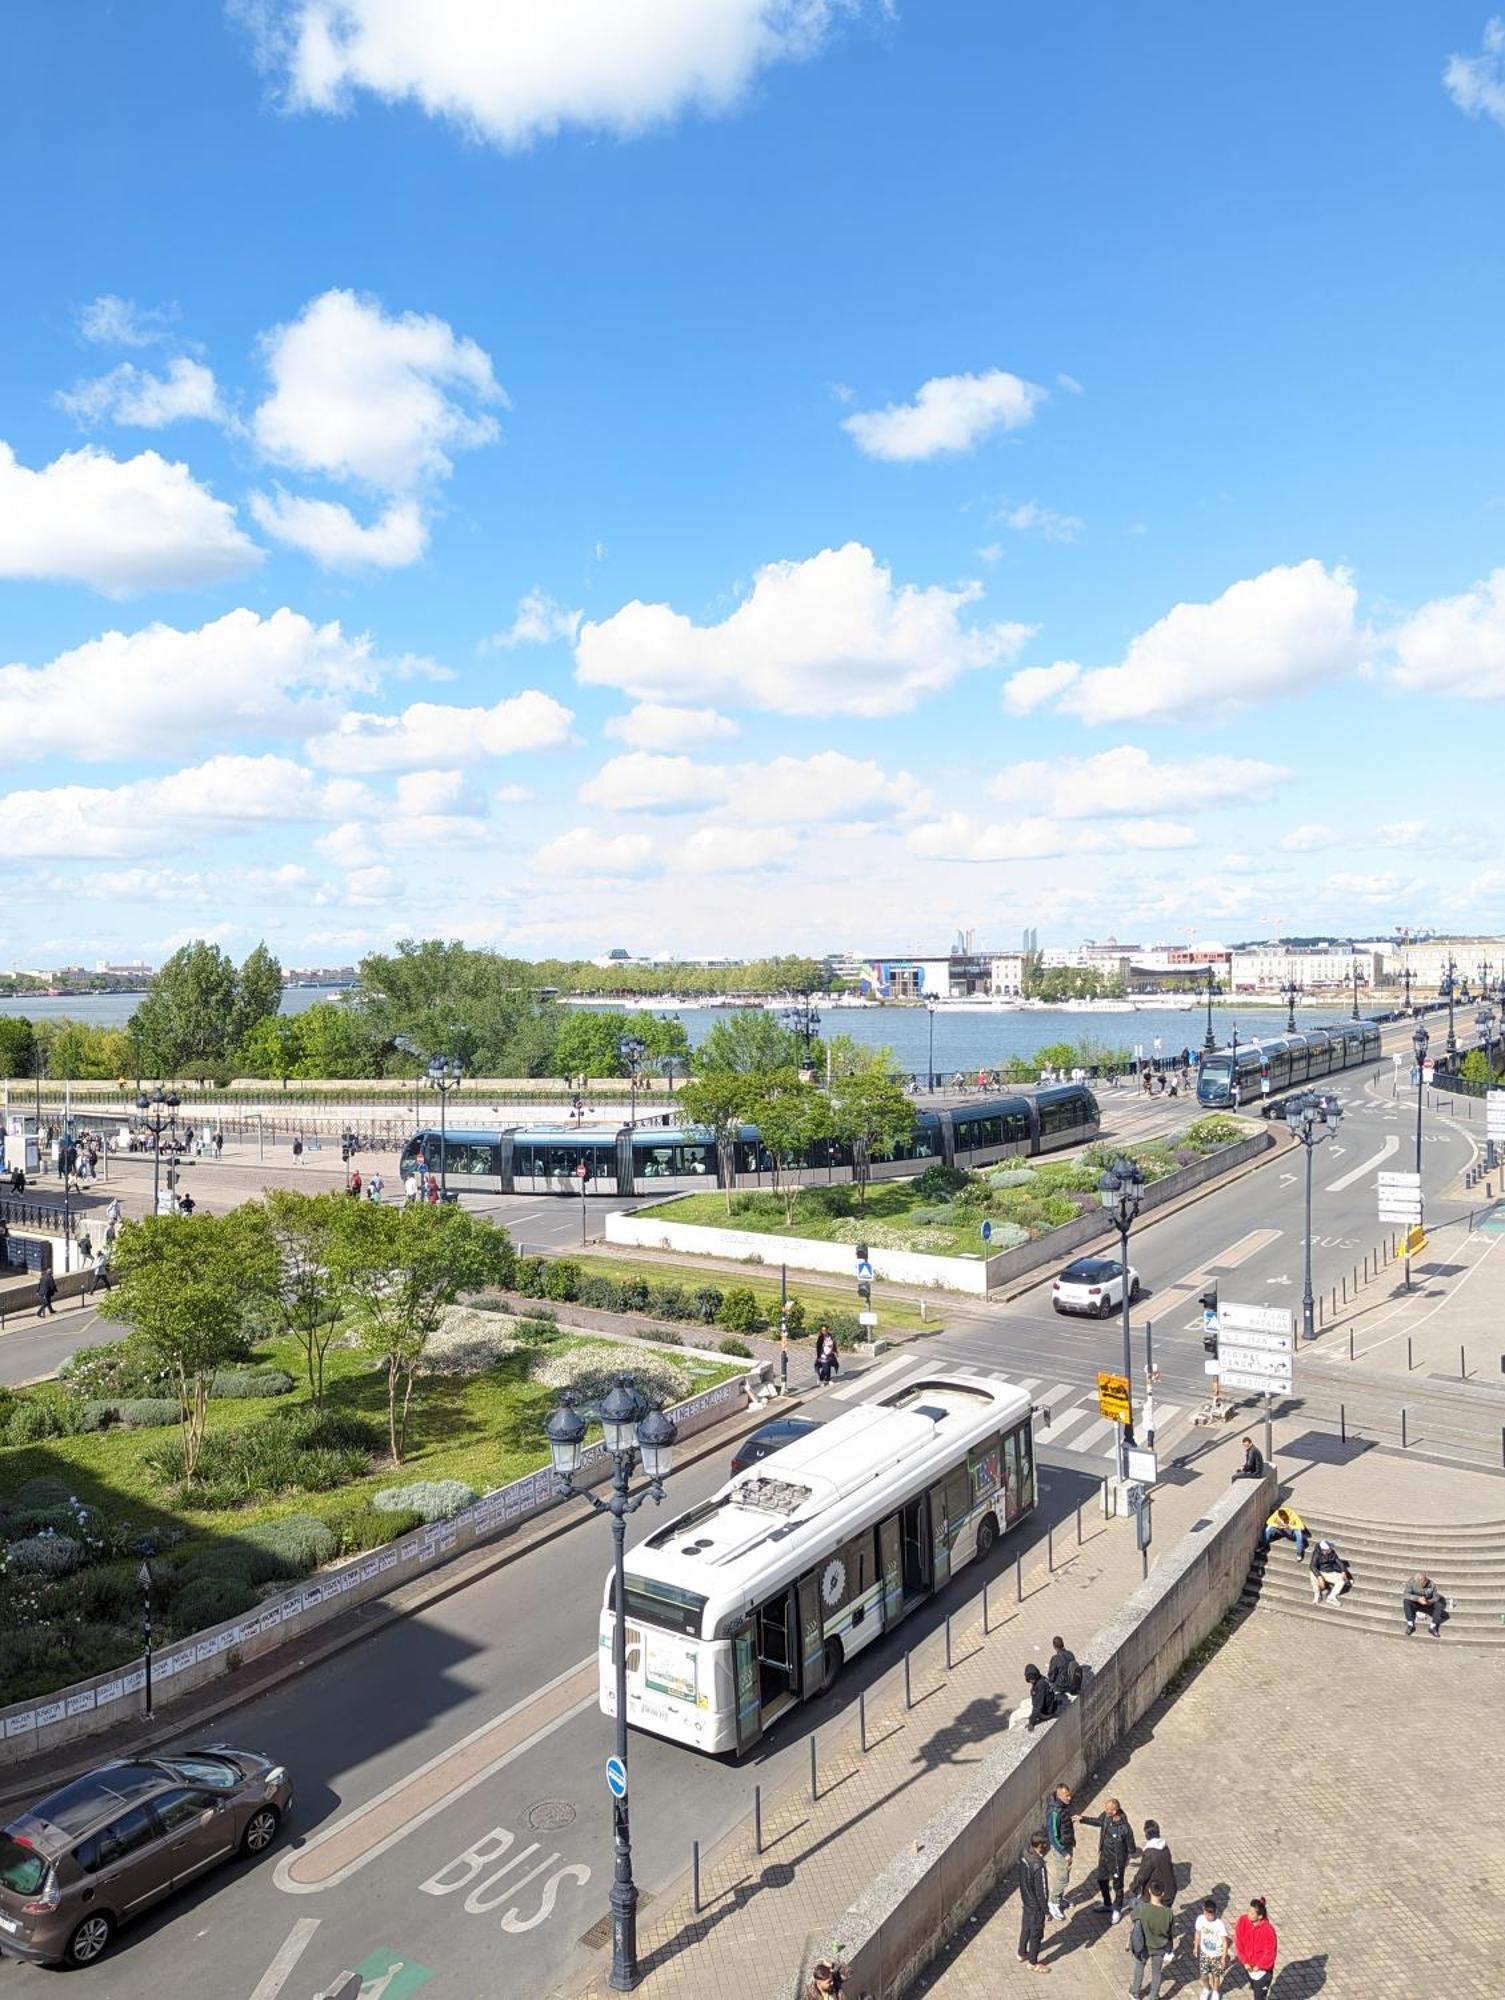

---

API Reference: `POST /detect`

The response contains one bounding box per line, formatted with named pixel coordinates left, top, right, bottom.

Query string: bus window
left=622, top=1576, right=706, bottom=1637
left=969, top=1438, right=1001, bottom=1502
left=944, top=1467, right=971, bottom=1548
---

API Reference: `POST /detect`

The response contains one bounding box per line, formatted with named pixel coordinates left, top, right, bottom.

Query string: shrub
left=985, top=1165, right=1038, bottom=1190
left=13, top=1476, right=76, bottom=1511
left=615, top=1278, right=651, bottom=1313
left=58, top=1338, right=168, bottom=1401
left=912, top=1164, right=973, bottom=1201
left=147, top=1409, right=375, bottom=1499
left=74, top=1402, right=121, bottom=1433
left=319, top=1496, right=426, bottom=1556
left=209, top=1369, right=297, bottom=1399
left=718, top=1287, right=761, bottom=1334
left=576, top=1275, right=617, bottom=1311
left=424, top=1305, right=523, bottom=1376
left=648, top=1283, right=692, bottom=1321
left=543, top=1258, right=582, bottom=1302
left=7, top=1534, right=85, bottom=1577
left=372, top=1479, right=477, bottom=1524
left=171, top=1575, right=260, bottom=1634
left=529, top=1347, right=689, bottom=1409
left=692, top=1286, right=724, bottom=1325
left=0, top=1387, right=15, bottom=1437
left=717, top=1337, right=753, bottom=1358
left=513, top=1256, right=548, bottom=1297
left=6, top=1400, right=67, bottom=1445
left=111, top=1398, right=181, bottom=1430
left=243, top=1515, right=338, bottom=1573
left=1185, top=1114, right=1245, bottom=1151
left=821, top=1312, right=865, bottom=1350
left=983, top=1220, right=1030, bottom=1253
left=75, top=1565, right=144, bottom=1624
left=779, top=1296, right=806, bottom=1337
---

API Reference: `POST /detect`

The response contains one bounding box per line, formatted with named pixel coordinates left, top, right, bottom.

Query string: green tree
left=237, top=1014, right=301, bottom=1084
left=110, top=1212, right=269, bottom=1481
left=745, top=1069, right=830, bottom=1224
left=1459, top=1048, right=1492, bottom=1087
left=352, top=938, right=545, bottom=1075
left=678, top=1070, right=755, bottom=1212
left=228, top=942, right=284, bottom=1051
left=696, top=1009, right=806, bottom=1074
left=828, top=1058, right=917, bottom=1213
left=291, top=1001, right=381, bottom=1079
left=243, top=1190, right=350, bottom=1404
left=0, top=1016, right=37, bottom=1079
left=638, top=1012, right=692, bottom=1082
left=336, top=1204, right=514, bottom=1463
left=552, top=1008, right=635, bottom=1082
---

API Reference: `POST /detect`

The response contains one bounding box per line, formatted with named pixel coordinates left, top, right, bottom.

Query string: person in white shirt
left=1193, top=1898, right=1231, bottom=1996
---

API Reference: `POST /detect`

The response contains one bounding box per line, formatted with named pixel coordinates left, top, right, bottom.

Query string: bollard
left=945, top=1613, right=953, bottom=1671
left=810, top=1734, right=818, bottom=1803
left=1076, top=1501, right=1083, bottom=1546
left=1016, top=1553, right=1023, bottom=1603
left=904, top=1650, right=913, bottom=1709
left=1342, top=1275, right=1348, bottom=1304
left=860, top=1686, right=868, bottom=1752
left=1340, top=1403, right=1346, bottom=1445
left=1408, top=1335, right=1413, bottom=1372
left=1348, top=1328, right=1354, bottom=1362
left=1364, top=1254, right=1370, bottom=1283
left=693, top=1840, right=701, bottom=1915
left=1501, top=1425, right=1504, bottom=1472
left=1047, top=1524, right=1054, bottom=1572
left=754, top=1783, right=763, bottom=1856
left=1462, top=1344, right=1467, bottom=1381
left=984, top=1578, right=991, bottom=1635
left=1402, top=1407, right=1408, bottom=1450
left=1101, top=1476, right=1110, bottom=1519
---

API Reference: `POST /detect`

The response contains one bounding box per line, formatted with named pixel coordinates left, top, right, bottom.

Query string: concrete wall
left=609, top=1133, right=1273, bottom=1297
left=0, top=1365, right=766, bottom=1767
left=793, top=1470, right=1274, bottom=2000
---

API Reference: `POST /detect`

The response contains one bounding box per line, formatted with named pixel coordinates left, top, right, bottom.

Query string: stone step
left=1262, top=1527, right=1505, bottom=1563
left=1250, top=1581, right=1502, bottom=1629
left=1240, top=1590, right=1505, bottom=1643
left=1257, top=1546, right=1505, bottom=1580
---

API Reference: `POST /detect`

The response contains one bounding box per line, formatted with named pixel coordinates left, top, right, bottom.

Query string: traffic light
left=1200, top=1282, right=1219, bottom=1359
left=857, top=1281, right=872, bottom=1304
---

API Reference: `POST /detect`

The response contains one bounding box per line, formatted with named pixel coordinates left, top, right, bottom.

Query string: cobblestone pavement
left=916, top=1590, right=1505, bottom=1997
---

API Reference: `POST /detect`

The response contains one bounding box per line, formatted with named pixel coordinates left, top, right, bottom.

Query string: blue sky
left=3, top=1, right=1504, bottom=968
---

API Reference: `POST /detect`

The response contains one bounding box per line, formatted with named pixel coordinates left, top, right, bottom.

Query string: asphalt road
left=0, top=1063, right=1480, bottom=2000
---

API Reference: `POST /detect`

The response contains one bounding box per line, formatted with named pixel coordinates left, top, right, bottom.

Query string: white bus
left=599, top=1372, right=1036, bottom=1755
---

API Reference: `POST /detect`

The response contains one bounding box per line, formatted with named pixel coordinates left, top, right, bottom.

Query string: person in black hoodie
left=1079, top=1796, right=1136, bottom=1921
left=1129, top=1819, right=1177, bottom=1907
left=1021, top=1663, right=1062, bottom=1732
left=1046, top=1636, right=1080, bottom=1700
left=1016, top=1831, right=1052, bottom=1974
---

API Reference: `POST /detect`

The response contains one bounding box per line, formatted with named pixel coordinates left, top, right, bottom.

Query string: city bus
left=600, top=1372, right=1035, bottom=1754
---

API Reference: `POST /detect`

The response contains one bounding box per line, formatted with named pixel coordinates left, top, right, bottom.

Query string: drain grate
left=579, top=1888, right=655, bottom=1951
left=528, top=1798, right=578, bottom=1831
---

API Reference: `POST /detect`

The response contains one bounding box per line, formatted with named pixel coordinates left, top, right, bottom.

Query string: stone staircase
left=1242, top=1508, right=1505, bottom=1644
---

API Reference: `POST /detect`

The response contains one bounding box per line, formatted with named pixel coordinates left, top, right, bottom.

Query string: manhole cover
left=528, top=1798, right=578, bottom=1831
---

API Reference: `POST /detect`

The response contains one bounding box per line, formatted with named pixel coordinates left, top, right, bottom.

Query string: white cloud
left=672, top=825, right=798, bottom=873
left=1326, top=870, right=1418, bottom=903
left=393, top=768, right=483, bottom=816
left=305, top=688, right=574, bottom=771
left=534, top=827, right=658, bottom=876
left=250, top=490, right=427, bottom=569
left=1115, top=820, right=1200, bottom=851
left=78, top=295, right=175, bottom=347
left=843, top=369, right=1046, bottom=462
left=999, top=500, right=1083, bottom=543
left=485, top=590, right=582, bottom=650
left=1058, top=560, right=1361, bottom=724
left=1280, top=823, right=1338, bottom=853
left=1368, top=820, right=1429, bottom=849
left=1444, top=17, right=1505, bottom=125
left=579, top=748, right=926, bottom=823
left=604, top=702, right=739, bottom=751
left=0, top=442, right=260, bottom=593
left=905, top=814, right=1195, bottom=863
left=253, top=288, right=505, bottom=493
left=1002, top=659, right=1081, bottom=715
left=1392, top=567, right=1505, bottom=699
left=579, top=753, right=726, bottom=814
left=988, top=746, right=1287, bottom=820
left=343, top=863, right=399, bottom=903
left=57, top=357, right=225, bottom=429
left=0, top=607, right=375, bottom=766
left=576, top=542, right=1031, bottom=718
left=238, top=0, right=870, bottom=149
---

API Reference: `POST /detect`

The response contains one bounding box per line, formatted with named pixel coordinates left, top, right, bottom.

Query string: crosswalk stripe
left=830, top=1354, right=915, bottom=1402
left=1069, top=1416, right=1115, bottom=1453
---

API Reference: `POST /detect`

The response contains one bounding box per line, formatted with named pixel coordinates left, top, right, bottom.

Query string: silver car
left=0, top=1746, right=292, bottom=1968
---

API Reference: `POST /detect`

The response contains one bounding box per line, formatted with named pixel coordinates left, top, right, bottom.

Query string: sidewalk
left=563, top=1432, right=1254, bottom=2000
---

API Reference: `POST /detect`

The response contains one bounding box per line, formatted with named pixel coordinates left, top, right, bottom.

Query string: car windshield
left=0, top=1834, right=49, bottom=1896
left=160, top=1754, right=242, bottom=1791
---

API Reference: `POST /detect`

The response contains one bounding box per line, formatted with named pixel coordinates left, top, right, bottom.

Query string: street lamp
left=1203, top=967, right=1218, bottom=1053
left=1401, top=963, right=1413, bottom=1015
left=1412, top=1024, right=1429, bottom=1174
left=781, top=992, right=821, bottom=1071
left=1443, top=955, right=1458, bottom=1065
left=1098, top=1158, right=1145, bottom=1476
left=1282, top=978, right=1301, bottom=1034
left=425, top=1057, right=464, bottom=1200
left=1348, top=941, right=1364, bottom=1022
left=618, top=1035, right=646, bottom=1128
left=136, top=1087, right=181, bottom=1216
left=545, top=1380, right=677, bottom=1993
left=926, top=1000, right=937, bottom=1091
left=1284, top=1093, right=1343, bottom=1342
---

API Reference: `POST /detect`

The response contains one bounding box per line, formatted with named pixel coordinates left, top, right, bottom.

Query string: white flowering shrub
left=422, top=1306, right=526, bottom=1377
left=372, top=1480, right=478, bottom=1523
left=7, top=1533, right=85, bottom=1577
left=528, top=1348, right=689, bottom=1410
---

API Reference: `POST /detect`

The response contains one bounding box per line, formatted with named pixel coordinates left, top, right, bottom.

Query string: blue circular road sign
left=980, top=1220, right=993, bottom=1242
left=605, top=1754, right=628, bottom=1799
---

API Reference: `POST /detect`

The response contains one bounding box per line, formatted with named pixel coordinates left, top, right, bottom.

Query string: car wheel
left=1129, top=1278, right=1142, bottom=1303
left=65, top=1913, right=114, bottom=1967
left=975, top=1511, right=999, bottom=1560
left=1099, top=1295, right=1115, bottom=1318
left=241, top=1805, right=282, bottom=1856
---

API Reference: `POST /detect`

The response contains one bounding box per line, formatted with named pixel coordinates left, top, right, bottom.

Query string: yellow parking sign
left=1097, top=1370, right=1131, bottom=1423
left=1403, top=1224, right=1426, bottom=1257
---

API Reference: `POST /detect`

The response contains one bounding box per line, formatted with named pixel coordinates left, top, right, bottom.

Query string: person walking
left=368, top=1171, right=383, bottom=1204
left=1128, top=1883, right=1176, bottom=1999
left=105, top=1195, right=123, bottom=1234
left=1192, top=1897, right=1231, bottom=1997
left=89, top=1246, right=112, bottom=1296
left=1047, top=1635, right=1081, bottom=1701
left=1016, top=1830, right=1052, bottom=1976
left=1044, top=1782, right=1076, bottom=1919
left=403, top=1169, right=419, bottom=1208
left=1078, top=1797, right=1135, bottom=1922
left=1403, top=1570, right=1444, bottom=1637
left=1233, top=1897, right=1278, bottom=1997
left=35, top=1267, right=57, bottom=1318
left=1262, top=1504, right=1308, bottom=1560
left=349, top=1168, right=363, bottom=1199
left=1128, top=1819, right=1176, bottom=1907
left=814, top=1324, right=839, bottom=1387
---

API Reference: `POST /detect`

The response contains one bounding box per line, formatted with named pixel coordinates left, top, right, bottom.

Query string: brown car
left=0, top=1746, right=292, bottom=1968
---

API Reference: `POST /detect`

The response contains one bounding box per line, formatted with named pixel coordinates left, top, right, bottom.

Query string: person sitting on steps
left=1309, top=1538, right=1353, bottom=1606
left=1402, top=1570, right=1444, bottom=1637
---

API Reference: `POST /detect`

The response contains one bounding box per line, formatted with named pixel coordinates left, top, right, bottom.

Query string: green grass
left=571, top=1252, right=944, bottom=1333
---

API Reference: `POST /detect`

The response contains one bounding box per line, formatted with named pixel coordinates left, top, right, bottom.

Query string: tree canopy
left=129, top=941, right=284, bottom=1080
left=695, top=1008, right=811, bottom=1075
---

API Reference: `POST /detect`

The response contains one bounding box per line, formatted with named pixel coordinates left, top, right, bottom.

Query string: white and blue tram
left=1195, top=1021, right=1381, bottom=1108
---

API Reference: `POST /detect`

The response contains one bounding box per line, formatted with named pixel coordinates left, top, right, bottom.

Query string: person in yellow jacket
left=1261, top=1504, right=1307, bottom=1560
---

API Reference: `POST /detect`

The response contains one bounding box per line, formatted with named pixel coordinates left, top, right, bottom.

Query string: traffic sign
left=1218, top=1302, right=1293, bottom=1338
left=856, top=1259, right=874, bottom=1280
left=1125, top=1445, right=1158, bottom=1485
left=1220, top=1366, right=1292, bottom=1395
left=1219, top=1325, right=1294, bottom=1356
left=1378, top=1170, right=1422, bottom=1224
left=1423, top=1060, right=1435, bottom=1083
left=1097, top=1370, right=1131, bottom=1423
left=980, top=1220, right=993, bottom=1243
left=1488, top=1090, right=1505, bottom=1139
left=605, top=1755, right=627, bottom=1799
left=858, top=1310, right=878, bottom=1327
left=1403, top=1224, right=1427, bottom=1257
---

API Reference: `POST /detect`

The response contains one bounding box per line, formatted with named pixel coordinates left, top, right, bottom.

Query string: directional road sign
left=605, top=1754, right=627, bottom=1799
left=1488, top=1090, right=1505, bottom=1140
left=1378, top=1169, right=1423, bottom=1225
left=1218, top=1302, right=1293, bottom=1338
left=1220, top=1366, right=1292, bottom=1395
left=1097, top=1370, right=1131, bottom=1423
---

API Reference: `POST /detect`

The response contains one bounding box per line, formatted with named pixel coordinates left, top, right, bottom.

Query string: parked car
left=731, top=1415, right=824, bottom=1476
left=1051, top=1256, right=1141, bottom=1317
left=0, top=1747, right=292, bottom=1968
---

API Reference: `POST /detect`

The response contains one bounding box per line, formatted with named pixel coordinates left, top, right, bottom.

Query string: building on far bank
left=1230, top=943, right=1383, bottom=994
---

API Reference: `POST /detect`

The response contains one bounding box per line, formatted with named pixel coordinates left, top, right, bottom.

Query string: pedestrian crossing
left=830, top=1353, right=1185, bottom=1463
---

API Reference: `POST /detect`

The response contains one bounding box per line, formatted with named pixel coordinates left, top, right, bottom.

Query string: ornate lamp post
left=926, top=1000, right=938, bottom=1091
left=426, top=1057, right=464, bottom=1199
left=1412, top=1024, right=1429, bottom=1173
left=1203, top=967, right=1217, bottom=1053
left=1098, top=1158, right=1145, bottom=1477
left=618, top=1035, right=646, bottom=1128
left=1283, top=978, right=1301, bottom=1033
left=1443, top=955, right=1458, bottom=1065
left=1284, top=1093, right=1343, bottom=1341
left=545, top=1380, right=677, bottom=1992
left=136, top=1086, right=181, bottom=1216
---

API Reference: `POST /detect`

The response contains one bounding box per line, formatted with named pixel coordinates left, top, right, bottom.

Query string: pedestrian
left=35, top=1267, right=57, bottom=1318
left=426, top=1172, right=440, bottom=1204
left=1046, top=1635, right=1082, bottom=1700
left=1233, top=1896, right=1277, bottom=1997
left=368, top=1172, right=383, bottom=1204
left=1262, top=1504, right=1308, bottom=1560
left=1402, top=1569, right=1444, bottom=1637
left=213, top=1130, right=223, bottom=1159
left=1309, top=1537, right=1352, bottom=1606
left=1128, top=1882, right=1176, bottom=1999
left=1230, top=1435, right=1264, bottom=1481
left=177, top=1191, right=196, bottom=1216
left=1016, top=1830, right=1052, bottom=1976
left=292, top=1133, right=304, bottom=1165
left=802, top=1960, right=845, bottom=1999
left=0, top=1218, right=9, bottom=1269
left=1020, top=1663, right=1062, bottom=1732
left=1078, top=1797, right=1135, bottom=1922
left=349, top=1169, right=363, bottom=1199
left=106, top=1196, right=122, bottom=1232
left=89, top=1247, right=112, bottom=1295
left=814, top=1324, right=838, bottom=1386
left=77, top=1230, right=92, bottom=1264
left=1128, top=1819, right=1176, bottom=1907
left=1193, top=1897, right=1231, bottom=1998
left=1044, top=1782, right=1075, bottom=1919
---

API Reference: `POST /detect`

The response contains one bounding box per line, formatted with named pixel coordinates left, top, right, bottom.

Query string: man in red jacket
left=1233, top=1896, right=1278, bottom=1996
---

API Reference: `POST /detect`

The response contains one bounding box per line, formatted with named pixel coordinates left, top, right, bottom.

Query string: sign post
left=1379, top=1170, right=1423, bottom=1291
left=1487, top=1089, right=1505, bottom=1173
left=1097, top=1370, right=1132, bottom=1424
left=1217, top=1302, right=1293, bottom=1470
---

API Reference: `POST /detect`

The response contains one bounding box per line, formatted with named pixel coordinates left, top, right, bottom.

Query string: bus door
left=730, top=1622, right=761, bottom=1753
left=879, top=1514, right=904, bottom=1627
left=899, top=1494, right=932, bottom=1601
left=929, top=1485, right=951, bottom=1591
left=753, top=1587, right=798, bottom=1718
left=797, top=1572, right=824, bottom=1698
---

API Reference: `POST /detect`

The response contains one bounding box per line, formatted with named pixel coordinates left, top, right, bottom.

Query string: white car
left=1052, top=1256, right=1141, bottom=1317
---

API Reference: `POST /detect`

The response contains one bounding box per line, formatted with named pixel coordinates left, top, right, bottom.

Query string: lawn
left=567, top=1252, right=945, bottom=1334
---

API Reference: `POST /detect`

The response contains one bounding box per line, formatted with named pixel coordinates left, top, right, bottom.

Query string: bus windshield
left=622, top=1576, right=707, bottom=1638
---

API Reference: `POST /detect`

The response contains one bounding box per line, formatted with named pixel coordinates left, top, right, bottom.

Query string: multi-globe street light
left=618, top=1034, right=646, bottom=1128
left=1203, top=967, right=1218, bottom=1054
left=1443, top=955, right=1458, bottom=1065
left=545, top=1379, right=677, bottom=1993
left=1098, top=1157, right=1145, bottom=1477
left=425, top=1056, right=464, bottom=1200
left=926, top=999, right=938, bottom=1092
left=1284, top=1093, right=1343, bottom=1342
left=1412, top=1024, right=1429, bottom=1173
left=1282, top=978, right=1301, bottom=1033
left=136, top=1086, right=181, bottom=1216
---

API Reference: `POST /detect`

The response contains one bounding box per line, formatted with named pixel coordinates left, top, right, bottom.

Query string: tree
left=243, top=1190, right=351, bottom=1404
left=0, top=1015, right=36, bottom=1079
left=291, top=1001, right=381, bottom=1079
left=828, top=1059, right=917, bottom=1214
left=130, top=940, right=281, bottom=1080
left=110, top=1212, right=268, bottom=1482
left=228, top=942, right=284, bottom=1051
left=336, top=1204, right=514, bottom=1464
left=745, top=1069, right=830, bottom=1224
left=552, top=1008, right=635, bottom=1082
left=696, top=1009, right=806, bottom=1074
left=237, top=1014, right=301, bottom=1085
left=678, top=1071, right=755, bottom=1213
left=352, top=938, right=547, bottom=1075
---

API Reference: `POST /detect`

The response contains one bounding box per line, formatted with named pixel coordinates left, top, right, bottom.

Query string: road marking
left=1070, top=1416, right=1115, bottom=1453
left=275, top=1657, right=597, bottom=1895
left=249, top=1919, right=321, bottom=2000
left=1325, top=1133, right=1398, bottom=1192
left=830, top=1354, right=914, bottom=1401
left=348, top=1948, right=434, bottom=1998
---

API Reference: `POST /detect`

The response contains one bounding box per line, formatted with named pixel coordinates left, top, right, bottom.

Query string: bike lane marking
left=275, top=1655, right=596, bottom=1896
left=249, top=1918, right=321, bottom=1998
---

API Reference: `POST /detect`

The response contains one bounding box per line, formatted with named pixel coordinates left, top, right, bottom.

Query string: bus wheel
left=975, top=1512, right=999, bottom=1560
left=820, top=1638, right=843, bottom=1694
